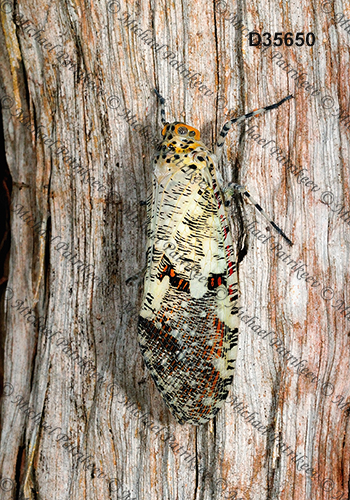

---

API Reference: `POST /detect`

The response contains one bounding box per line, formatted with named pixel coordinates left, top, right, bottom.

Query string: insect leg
left=215, top=95, right=293, bottom=160
left=154, top=88, right=168, bottom=126
left=225, top=182, right=293, bottom=246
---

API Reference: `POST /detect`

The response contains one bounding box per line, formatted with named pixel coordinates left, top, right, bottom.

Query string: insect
left=138, top=89, right=293, bottom=425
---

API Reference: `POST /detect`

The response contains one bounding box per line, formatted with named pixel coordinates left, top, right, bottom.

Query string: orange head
left=161, top=122, right=201, bottom=141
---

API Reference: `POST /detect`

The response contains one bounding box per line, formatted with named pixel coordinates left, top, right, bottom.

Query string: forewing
left=138, top=148, right=240, bottom=425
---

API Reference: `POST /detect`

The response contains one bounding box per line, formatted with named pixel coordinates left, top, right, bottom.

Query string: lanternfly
left=138, top=89, right=293, bottom=425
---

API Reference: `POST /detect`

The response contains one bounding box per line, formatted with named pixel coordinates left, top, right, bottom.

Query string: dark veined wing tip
left=160, top=388, right=225, bottom=426
left=137, top=320, right=230, bottom=425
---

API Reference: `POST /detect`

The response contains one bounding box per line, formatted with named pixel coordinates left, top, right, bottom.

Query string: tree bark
left=0, top=0, right=349, bottom=499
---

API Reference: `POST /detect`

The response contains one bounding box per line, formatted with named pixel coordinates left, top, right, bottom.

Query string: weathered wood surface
left=0, top=0, right=349, bottom=498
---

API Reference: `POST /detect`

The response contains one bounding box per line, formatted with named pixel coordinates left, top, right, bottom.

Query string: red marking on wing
left=228, top=261, right=235, bottom=276
left=226, top=245, right=234, bottom=257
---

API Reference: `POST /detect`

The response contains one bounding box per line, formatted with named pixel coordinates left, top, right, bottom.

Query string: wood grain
left=0, top=0, right=349, bottom=498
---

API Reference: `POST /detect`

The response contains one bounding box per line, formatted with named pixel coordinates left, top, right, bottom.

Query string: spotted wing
left=138, top=149, right=240, bottom=425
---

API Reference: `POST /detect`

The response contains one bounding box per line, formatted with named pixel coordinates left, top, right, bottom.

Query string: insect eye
left=178, top=127, right=188, bottom=135
left=189, top=130, right=196, bottom=137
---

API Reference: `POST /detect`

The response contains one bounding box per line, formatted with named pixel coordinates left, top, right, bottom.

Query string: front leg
left=214, top=95, right=293, bottom=162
